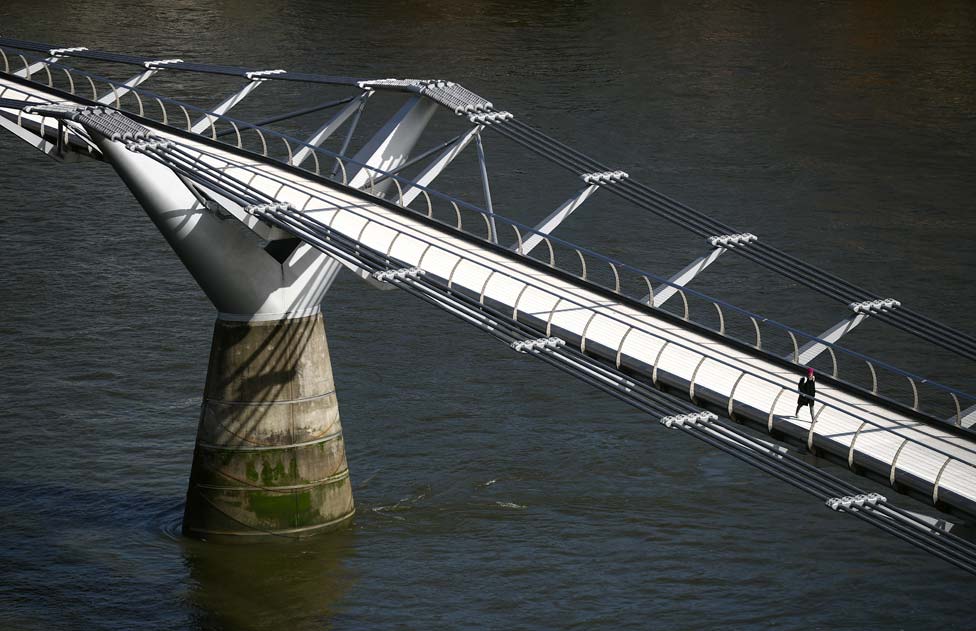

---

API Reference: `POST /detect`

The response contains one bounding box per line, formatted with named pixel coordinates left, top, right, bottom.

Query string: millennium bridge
left=1, top=37, right=974, bottom=575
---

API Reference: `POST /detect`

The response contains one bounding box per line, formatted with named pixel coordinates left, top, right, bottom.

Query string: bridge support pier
left=183, top=313, right=354, bottom=541
left=90, top=134, right=357, bottom=541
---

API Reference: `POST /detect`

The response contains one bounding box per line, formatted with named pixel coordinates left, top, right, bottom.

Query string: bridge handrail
left=2, top=52, right=973, bottom=418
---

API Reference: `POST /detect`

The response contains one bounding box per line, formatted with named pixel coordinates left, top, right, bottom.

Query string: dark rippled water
left=1, top=2, right=975, bottom=629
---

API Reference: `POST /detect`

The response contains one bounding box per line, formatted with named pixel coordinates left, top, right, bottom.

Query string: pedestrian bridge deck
left=139, top=107, right=976, bottom=520
left=4, top=75, right=975, bottom=520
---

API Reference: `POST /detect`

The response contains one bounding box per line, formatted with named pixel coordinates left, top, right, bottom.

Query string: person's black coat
left=797, top=376, right=816, bottom=405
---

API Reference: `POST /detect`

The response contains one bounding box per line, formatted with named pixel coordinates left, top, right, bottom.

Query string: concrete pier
left=182, top=313, right=354, bottom=541
left=82, top=132, right=354, bottom=541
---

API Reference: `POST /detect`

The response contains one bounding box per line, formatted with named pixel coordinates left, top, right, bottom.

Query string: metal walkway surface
left=2, top=40, right=976, bottom=572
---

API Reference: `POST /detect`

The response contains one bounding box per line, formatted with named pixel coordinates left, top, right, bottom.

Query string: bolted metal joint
left=848, top=298, right=901, bottom=315
left=660, top=411, right=718, bottom=428
left=825, top=492, right=887, bottom=511
left=707, top=233, right=758, bottom=248
left=510, top=336, right=566, bottom=353
left=581, top=170, right=629, bottom=185
left=371, top=267, right=426, bottom=283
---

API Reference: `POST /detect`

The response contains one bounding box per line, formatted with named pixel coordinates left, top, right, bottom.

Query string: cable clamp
left=48, top=47, right=88, bottom=57
left=143, top=58, right=184, bottom=69
left=244, top=202, right=291, bottom=215
left=510, top=337, right=566, bottom=353
left=371, top=267, right=425, bottom=283
left=660, top=411, right=718, bottom=428
left=36, top=105, right=151, bottom=141
left=825, top=492, right=886, bottom=511
left=468, top=111, right=514, bottom=125
left=707, top=232, right=758, bottom=248
left=358, top=78, right=422, bottom=91
left=23, top=103, right=81, bottom=118
left=245, top=69, right=287, bottom=81
left=415, top=81, right=494, bottom=114
left=848, top=298, right=901, bottom=315
left=581, top=170, right=629, bottom=185
left=124, top=139, right=172, bottom=152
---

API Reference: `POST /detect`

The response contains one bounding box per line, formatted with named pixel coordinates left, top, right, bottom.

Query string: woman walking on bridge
left=795, top=367, right=816, bottom=420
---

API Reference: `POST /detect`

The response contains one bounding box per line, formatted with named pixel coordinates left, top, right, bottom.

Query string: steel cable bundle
left=486, top=119, right=976, bottom=362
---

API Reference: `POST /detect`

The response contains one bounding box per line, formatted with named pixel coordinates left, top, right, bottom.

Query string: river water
left=1, top=2, right=975, bottom=629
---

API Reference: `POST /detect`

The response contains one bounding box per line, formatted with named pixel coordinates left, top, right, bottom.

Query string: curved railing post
left=392, top=178, right=404, bottom=207
left=576, top=249, right=587, bottom=280
left=866, top=361, right=878, bottom=395
left=179, top=105, right=192, bottom=132
left=309, top=146, right=320, bottom=174
left=608, top=262, right=621, bottom=294
left=543, top=237, right=555, bottom=267
left=481, top=212, right=493, bottom=241
left=62, top=68, right=75, bottom=95
left=713, top=302, right=725, bottom=335
left=750, top=317, right=762, bottom=350
left=907, top=376, right=919, bottom=411
left=787, top=331, right=799, bottom=364
left=281, top=136, right=293, bottom=163
left=950, top=393, right=961, bottom=426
